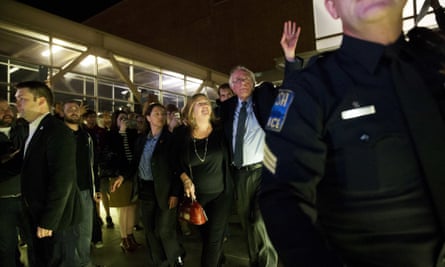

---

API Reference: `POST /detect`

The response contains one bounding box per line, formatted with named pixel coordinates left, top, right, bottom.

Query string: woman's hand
left=180, top=172, right=196, bottom=200
left=168, top=196, right=179, bottom=209
left=110, top=176, right=124, bottom=192
left=182, top=178, right=196, bottom=200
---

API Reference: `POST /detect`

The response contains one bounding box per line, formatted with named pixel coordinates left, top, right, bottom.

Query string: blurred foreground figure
left=260, top=1, right=445, bottom=266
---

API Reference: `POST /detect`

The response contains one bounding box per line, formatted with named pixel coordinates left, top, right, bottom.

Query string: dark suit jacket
left=99, top=128, right=137, bottom=179
left=220, top=81, right=278, bottom=154
left=0, top=118, right=27, bottom=181
left=126, top=127, right=181, bottom=210
left=21, top=114, right=82, bottom=231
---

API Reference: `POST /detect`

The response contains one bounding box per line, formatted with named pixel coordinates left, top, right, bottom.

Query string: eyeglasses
left=231, top=77, right=251, bottom=84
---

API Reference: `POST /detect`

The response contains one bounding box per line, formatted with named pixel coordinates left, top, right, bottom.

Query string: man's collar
left=340, top=34, right=406, bottom=74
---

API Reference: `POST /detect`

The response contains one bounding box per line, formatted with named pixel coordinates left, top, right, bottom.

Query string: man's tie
left=386, top=44, right=445, bottom=232
left=234, top=101, right=247, bottom=168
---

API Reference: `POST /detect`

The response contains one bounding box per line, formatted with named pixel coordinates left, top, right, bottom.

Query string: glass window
left=162, top=92, right=178, bottom=107
left=45, top=45, right=83, bottom=69
left=203, top=86, right=218, bottom=100
left=114, top=99, right=131, bottom=112
left=140, top=88, right=160, bottom=106
left=54, top=92, right=83, bottom=104
left=98, top=57, right=121, bottom=80
left=185, top=76, right=202, bottom=96
left=82, top=96, right=96, bottom=112
left=134, top=66, right=160, bottom=89
left=162, top=92, right=185, bottom=110
left=98, top=80, right=113, bottom=99
left=9, top=65, right=40, bottom=85
left=0, top=19, right=223, bottom=116
left=72, top=55, right=97, bottom=76
left=53, top=73, right=94, bottom=95
left=98, top=98, right=113, bottom=113
left=0, top=63, right=7, bottom=97
left=162, top=73, right=184, bottom=94
left=114, top=84, right=130, bottom=102
left=0, top=28, right=51, bottom=67
left=0, top=83, right=7, bottom=99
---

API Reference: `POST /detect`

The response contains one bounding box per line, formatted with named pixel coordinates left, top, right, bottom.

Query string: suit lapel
left=226, top=97, right=237, bottom=145
left=23, top=115, right=49, bottom=162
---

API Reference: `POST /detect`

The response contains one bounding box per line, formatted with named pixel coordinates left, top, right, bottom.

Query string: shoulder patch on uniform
left=265, top=89, right=294, bottom=132
left=263, top=144, right=277, bottom=175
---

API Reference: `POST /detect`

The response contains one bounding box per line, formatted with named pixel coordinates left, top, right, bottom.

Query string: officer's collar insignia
left=265, top=89, right=294, bottom=132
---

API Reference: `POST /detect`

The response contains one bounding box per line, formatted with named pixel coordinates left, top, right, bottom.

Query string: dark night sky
left=17, top=0, right=122, bottom=22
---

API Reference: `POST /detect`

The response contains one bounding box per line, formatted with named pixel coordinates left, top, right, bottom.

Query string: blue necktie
left=234, top=101, right=247, bottom=167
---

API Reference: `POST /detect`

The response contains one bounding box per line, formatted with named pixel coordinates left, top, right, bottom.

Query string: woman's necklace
left=193, top=137, right=208, bottom=162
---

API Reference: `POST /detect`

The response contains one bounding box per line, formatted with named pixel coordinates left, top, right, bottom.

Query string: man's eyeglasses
left=231, top=77, right=251, bottom=84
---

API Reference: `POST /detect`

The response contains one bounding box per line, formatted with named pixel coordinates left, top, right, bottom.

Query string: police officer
left=259, top=0, right=445, bottom=266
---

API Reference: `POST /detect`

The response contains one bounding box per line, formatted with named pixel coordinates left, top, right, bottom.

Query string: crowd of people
left=1, top=0, right=445, bottom=267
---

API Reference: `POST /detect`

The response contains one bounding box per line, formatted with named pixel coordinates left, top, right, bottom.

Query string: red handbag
left=178, top=197, right=208, bottom=225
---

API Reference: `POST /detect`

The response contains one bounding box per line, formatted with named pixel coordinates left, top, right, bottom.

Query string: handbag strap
left=188, top=164, right=193, bottom=181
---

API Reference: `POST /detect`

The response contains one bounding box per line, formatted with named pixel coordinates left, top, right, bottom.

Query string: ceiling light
left=41, top=45, right=62, bottom=57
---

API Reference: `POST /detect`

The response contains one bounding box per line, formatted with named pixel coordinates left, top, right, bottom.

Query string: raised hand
left=280, top=20, right=301, bottom=62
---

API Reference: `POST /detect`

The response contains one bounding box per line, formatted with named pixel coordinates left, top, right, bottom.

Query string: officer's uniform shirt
left=261, top=34, right=445, bottom=266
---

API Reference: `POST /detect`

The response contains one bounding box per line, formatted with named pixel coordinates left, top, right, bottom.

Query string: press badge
left=266, top=89, right=294, bottom=132
left=341, top=105, right=376, bottom=120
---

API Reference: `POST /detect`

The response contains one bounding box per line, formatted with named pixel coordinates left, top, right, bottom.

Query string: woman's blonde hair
left=185, top=93, right=215, bottom=129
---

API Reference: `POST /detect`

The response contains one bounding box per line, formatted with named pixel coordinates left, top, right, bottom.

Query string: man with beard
left=0, top=98, right=33, bottom=267
left=63, top=100, right=100, bottom=267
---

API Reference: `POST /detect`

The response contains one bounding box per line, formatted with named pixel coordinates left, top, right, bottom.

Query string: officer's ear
left=325, top=0, right=340, bottom=20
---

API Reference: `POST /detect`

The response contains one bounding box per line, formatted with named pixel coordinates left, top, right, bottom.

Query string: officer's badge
left=266, top=89, right=294, bottom=132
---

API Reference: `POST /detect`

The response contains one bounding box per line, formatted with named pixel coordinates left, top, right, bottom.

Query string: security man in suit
left=259, top=0, right=445, bottom=266
left=15, top=81, right=82, bottom=267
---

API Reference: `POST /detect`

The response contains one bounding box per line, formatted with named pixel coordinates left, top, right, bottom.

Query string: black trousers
left=196, top=190, right=233, bottom=267
left=0, top=196, right=34, bottom=267
left=91, top=203, right=103, bottom=243
left=139, top=180, right=184, bottom=267
left=30, top=224, right=80, bottom=267
left=234, top=166, right=278, bottom=267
